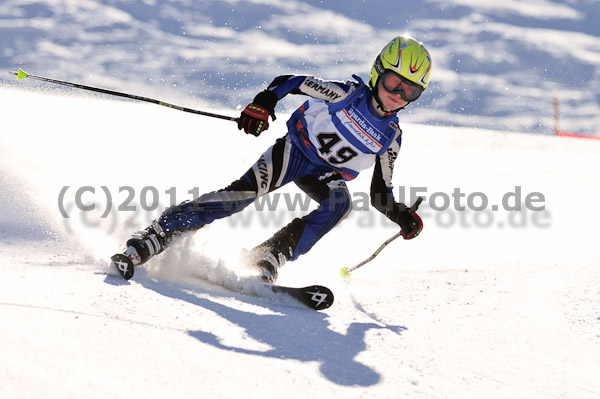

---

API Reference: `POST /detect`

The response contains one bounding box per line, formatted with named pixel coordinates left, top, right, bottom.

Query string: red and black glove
left=238, top=90, right=278, bottom=136
left=386, top=197, right=424, bottom=239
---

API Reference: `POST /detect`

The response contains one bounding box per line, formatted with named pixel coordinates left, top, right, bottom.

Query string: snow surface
left=1, top=84, right=599, bottom=398
left=1, top=0, right=600, bottom=135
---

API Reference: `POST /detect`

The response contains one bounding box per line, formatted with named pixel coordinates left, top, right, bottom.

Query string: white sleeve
left=297, top=76, right=357, bottom=103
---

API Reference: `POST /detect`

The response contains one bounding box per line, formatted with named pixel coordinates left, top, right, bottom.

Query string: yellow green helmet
left=370, top=36, right=432, bottom=91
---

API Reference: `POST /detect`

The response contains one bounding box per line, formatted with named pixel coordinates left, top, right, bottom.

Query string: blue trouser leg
left=158, top=190, right=256, bottom=234
left=288, top=183, right=351, bottom=260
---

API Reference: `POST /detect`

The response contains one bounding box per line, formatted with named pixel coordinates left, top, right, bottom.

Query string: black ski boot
left=248, top=218, right=306, bottom=283
left=124, top=221, right=168, bottom=266
left=248, top=247, right=288, bottom=283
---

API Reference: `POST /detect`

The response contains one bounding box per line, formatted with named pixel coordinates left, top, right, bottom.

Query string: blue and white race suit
left=158, top=74, right=403, bottom=261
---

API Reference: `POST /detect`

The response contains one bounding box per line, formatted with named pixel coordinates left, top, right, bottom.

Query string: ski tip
left=306, top=285, right=334, bottom=311
left=16, top=68, right=29, bottom=80
left=110, top=253, right=135, bottom=280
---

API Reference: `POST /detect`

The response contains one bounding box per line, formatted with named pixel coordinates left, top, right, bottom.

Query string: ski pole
left=340, top=197, right=424, bottom=279
left=9, top=69, right=238, bottom=123
left=340, top=231, right=402, bottom=279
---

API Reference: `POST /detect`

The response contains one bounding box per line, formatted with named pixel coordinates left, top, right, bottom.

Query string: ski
left=107, top=253, right=333, bottom=310
left=110, top=253, right=135, bottom=280
left=264, top=283, right=334, bottom=311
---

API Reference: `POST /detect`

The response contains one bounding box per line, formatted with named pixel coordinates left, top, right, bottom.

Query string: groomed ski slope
left=1, top=88, right=599, bottom=399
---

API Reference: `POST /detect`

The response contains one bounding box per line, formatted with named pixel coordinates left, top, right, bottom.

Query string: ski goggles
left=380, top=70, right=424, bottom=102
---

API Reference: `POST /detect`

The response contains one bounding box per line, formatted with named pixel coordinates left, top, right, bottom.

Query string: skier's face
left=380, top=70, right=424, bottom=102
left=376, top=79, right=410, bottom=112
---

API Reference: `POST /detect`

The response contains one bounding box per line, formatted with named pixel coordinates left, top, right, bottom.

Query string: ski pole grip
left=409, top=196, right=424, bottom=212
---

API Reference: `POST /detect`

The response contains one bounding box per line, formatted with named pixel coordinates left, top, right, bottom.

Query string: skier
left=116, top=35, right=431, bottom=283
